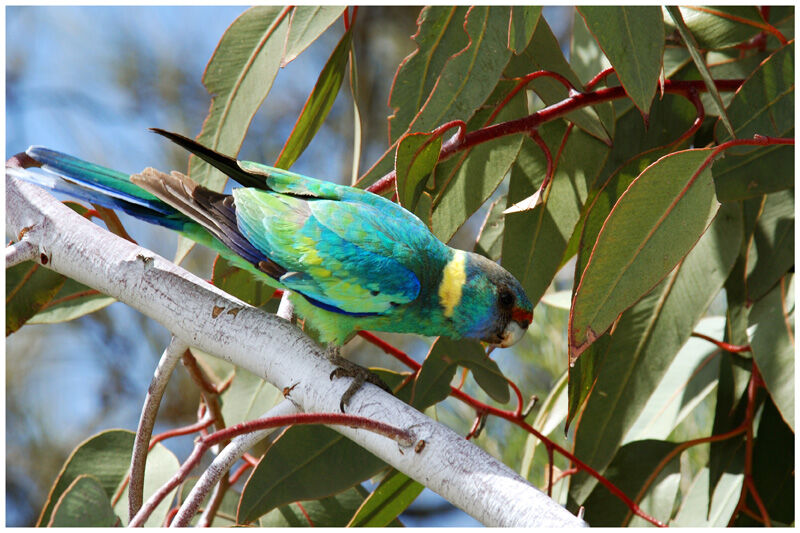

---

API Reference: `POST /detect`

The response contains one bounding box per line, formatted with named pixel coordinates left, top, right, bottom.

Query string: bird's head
left=439, top=251, right=532, bottom=348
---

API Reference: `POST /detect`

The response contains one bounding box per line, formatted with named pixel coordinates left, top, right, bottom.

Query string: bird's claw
left=326, top=348, right=392, bottom=412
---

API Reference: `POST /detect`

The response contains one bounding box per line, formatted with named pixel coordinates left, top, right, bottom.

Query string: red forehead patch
left=511, top=307, right=533, bottom=325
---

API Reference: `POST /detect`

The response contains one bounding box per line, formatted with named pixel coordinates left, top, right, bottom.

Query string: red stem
left=691, top=332, right=752, bottom=353
left=366, top=78, right=745, bottom=195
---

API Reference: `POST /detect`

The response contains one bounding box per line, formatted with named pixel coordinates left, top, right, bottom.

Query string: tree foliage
left=6, top=5, right=794, bottom=527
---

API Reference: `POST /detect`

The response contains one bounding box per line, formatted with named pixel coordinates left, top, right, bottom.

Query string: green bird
left=14, top=130, right=533, bottom=406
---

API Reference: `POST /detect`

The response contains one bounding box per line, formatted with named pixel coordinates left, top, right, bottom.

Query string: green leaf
left=261, top=486, right=398, bottom=527
left=212, top=255, right=277, bottom=307
left=113, top=442, right=180, bottom=527
left=359, top=7, right=518, bottom=192
left=708, top=350, right=750, bottom=507
left=238, top=425, right=386, bottom=523
left=473, top=194, right=506, bottom=261
left=745, top=394, right=795, bottom=525
left=569, top=148, right=720, bottom=361
left=508, top=6, right=541, bottom=54
left=348, top=469, right=424, bottom=527
left=37, top=429, right=134, bottom=527
left=580, top=440, right=681, bottom=526
left=28, top=277, right=115, bottom=325
left=220, top=367, right=282, bottom=428
left=6, top=261, right=65, bottom=335
left=666, top=6, right=736, bottom=138
left=389, top=7, right=512, bottom=143
left=664, top=6, right=765, bottom=50
left=48, top=475, right=119, bottom=527
left=414, top=337, right=509, bottom=406
left=274, top=30, right=352, bottom=170
left=190, top=6, right=291, bottom=191
left=282, top=6, right=346, bottom=66
left=508, top=14, right=610, bottom=143
left=578, top=6, right=663, bottom=114
left=713, top=43, right=794, bottom=201
left=386, top=6, right=471, bottom=144
left=428, top=79, right=526, bottom=241
left=748, top=275, right=794, bottom=430
left=569, top=8, right=614, bottom=137
left=394, top=131, right=442, bottom=211
left=502, top=126, right=608, bottom=310
left=568, top=202, right=741, bottom=504
left=671, top=467, right=742, bottom=526
left=570, top=7, right=611, bottom=84
left=745, top=189, right=794, bottom=303
left=623, top=316, right=725, bottom=443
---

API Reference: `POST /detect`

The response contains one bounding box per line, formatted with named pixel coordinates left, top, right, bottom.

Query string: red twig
left=585, top=67, right=615, bottom=91
left=530, top=130, right=553, bottom=192
left=487, top=70, right=577, bottom=125
left=672, top=86, right=704, bottom=147
left=691, top=332, right=752, bottom=353
left=228, top=461, right=252, bottom=485
left=365, top=78, right=745, bottom=194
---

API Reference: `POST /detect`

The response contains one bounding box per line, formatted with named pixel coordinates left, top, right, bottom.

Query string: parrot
left=11, top=129, right=533, bottom=407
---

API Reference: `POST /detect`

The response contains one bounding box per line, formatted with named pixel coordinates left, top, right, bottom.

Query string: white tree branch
left=6, top=175, right=586, bottom=527
left=6, top=238, right=37, bottom=267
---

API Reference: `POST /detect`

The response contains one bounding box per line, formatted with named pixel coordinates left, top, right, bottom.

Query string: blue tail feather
left=15, top=147, right=190, bottom=231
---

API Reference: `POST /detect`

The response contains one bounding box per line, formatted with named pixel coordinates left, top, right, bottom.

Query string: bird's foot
left=326, top=347, right=392, bottom=412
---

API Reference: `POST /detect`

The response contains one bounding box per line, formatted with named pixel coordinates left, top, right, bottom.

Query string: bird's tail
left=9, top=146, right=190, bottom=231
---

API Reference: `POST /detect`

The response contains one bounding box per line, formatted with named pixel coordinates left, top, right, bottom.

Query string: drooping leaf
left=28, top=277, right=115, bottom=325
left=473, top=194, right=506, bottom=262
left=507, top=6, right=541, bottom=54
left=47, top=475, right=119, bottom=527
left=6, top=260, right=65, bottom=336
left=274, top=30, right=353, bottom=170
left=237, top=425, right=386, bottom=523
left=623, top=316, right=725, bottom=444
left=387, top=6, right=472, bottom=144
left=666, top=6, right=736, bottom=138
left=190, top=6, right=291, bottom=191
left=748, top=275, right=794, bottom=430
left=568, top=202, right=741, bottom=504
left=348, top=469, right=424, bottom=527
left=742, top=394, right=795, bottom=525
left=671, top=467, right=742, bottom=526
left=708, top=351, right=751, bottom=507
left=578, top=6, right=663, bottom=114
left=414, top=337, right=509, bottom=406
left=579, top=440, right=682, bottom=526
left=502, top=126, right=608, bottom=310
left=282, top=6, right=347, bottom=66
left=359, top=7, right=516, bottom=191
left=745, top=189, right=794, bottom=303
left=113, top=442, right=180, bottom=527
left=664, top=6, right=767, bottom=50
left=394, top=131, right=442, bottom=211
left=390, top=6, right=512, bottom=143
left=569, top=148, right=720, bottom=362
left=713, top=43, right=794, bottom=201
left=37, top=430, right=134, bottom=527
left=428, top=79, right=526, bottom=241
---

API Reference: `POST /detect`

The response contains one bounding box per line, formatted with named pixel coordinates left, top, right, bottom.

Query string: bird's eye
left=499, top=288, right=514, bottom=307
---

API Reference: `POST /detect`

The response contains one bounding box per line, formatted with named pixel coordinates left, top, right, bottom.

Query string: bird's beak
left=499, top=320, right=527, bottom=348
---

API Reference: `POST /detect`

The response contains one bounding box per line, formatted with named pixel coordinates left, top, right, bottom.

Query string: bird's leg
left=325, top=345, right=392, bottom=412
